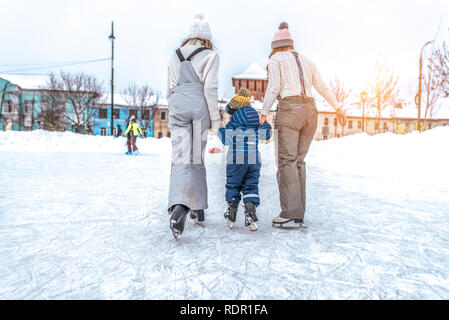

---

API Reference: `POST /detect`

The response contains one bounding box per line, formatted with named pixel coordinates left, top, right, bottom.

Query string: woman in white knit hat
left=260, top=22, right=346, bottom=229
left=166, top=12, right=221, bottom=238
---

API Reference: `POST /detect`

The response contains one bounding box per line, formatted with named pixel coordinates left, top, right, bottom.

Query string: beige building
left=224, top=63, right=449, bottom=140
left=152, top=103, right=169, bottom=138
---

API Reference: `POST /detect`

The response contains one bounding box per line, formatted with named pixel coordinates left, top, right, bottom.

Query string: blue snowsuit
left=218, top=105, right=272, bottom=206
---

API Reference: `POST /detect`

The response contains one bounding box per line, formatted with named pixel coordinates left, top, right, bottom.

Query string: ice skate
left=190, top=209, right=205, bottom=227
left=244, top=202, right=258, bottom=232
left=125, top=151, right=132, bottom=155
left=169, top=204, right=189, bottom=239
left=224, top=202, right=238, bottom=229
left=272, top=216, right=307, bottom=229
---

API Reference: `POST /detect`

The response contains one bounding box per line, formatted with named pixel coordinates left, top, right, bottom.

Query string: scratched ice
left=0, top=128, right=448, bottom=299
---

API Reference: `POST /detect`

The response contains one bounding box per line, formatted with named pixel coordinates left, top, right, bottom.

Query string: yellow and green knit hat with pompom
left=229, top=88, right=251, bottom=109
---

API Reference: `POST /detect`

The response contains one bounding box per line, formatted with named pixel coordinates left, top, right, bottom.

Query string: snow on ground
left=0, top=128, right=448, bottom=299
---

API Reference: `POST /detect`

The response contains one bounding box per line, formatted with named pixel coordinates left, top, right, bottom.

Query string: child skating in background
left=218, top=88, right=272, bottom=231
left=123, top=115, right=144, bottom=155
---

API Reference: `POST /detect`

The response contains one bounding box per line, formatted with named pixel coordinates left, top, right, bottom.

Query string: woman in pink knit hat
left=260, top=22, right=346, bottom=229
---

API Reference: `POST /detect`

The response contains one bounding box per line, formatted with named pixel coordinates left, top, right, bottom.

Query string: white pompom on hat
left=187, top=11, right=212, bottom=41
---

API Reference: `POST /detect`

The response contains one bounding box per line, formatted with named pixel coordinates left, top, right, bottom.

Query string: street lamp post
left=109, top=21, right=115, bottom=136
left=360, top=90, right=368, bottom=133
left=417, top=40, right=434, bottom=132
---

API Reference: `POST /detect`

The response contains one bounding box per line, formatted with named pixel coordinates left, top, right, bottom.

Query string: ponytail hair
left=181, top=37, right=214, bottom=50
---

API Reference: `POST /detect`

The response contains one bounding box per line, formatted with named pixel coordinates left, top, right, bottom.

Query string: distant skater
left=123, top=115, right=143, bottom=155
left=116, top=124, right=122, bottom=137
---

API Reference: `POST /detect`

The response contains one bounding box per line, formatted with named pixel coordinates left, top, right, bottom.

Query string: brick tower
left=232, top=63, right=268, bottom=101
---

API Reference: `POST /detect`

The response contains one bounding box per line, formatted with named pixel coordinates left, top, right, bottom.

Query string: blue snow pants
left=225, top=162, right=261, bottom=206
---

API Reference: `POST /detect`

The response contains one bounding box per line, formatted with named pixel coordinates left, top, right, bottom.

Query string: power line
left=0, top=58, right=111, bottom=74
left=0, top=59, right=106, bottom=67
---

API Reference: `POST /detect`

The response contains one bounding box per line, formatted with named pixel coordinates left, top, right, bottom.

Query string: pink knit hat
left=271, top=22, right=293, bottom=49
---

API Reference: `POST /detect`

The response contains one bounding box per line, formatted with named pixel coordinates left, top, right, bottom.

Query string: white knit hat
left=187, top=12, right=212, bottom=41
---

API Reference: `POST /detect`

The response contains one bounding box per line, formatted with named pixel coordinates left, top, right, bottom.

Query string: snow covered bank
left=306, top=127, right=449, bottom=199
left=0, top=130, right=171, bottom=154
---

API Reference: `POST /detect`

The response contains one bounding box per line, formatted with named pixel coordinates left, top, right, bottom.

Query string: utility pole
left=417, top=40, right=433, bottom=132
left=109, top=21, right=115, bottom=136
left=360, top=90, right=368, bottom=133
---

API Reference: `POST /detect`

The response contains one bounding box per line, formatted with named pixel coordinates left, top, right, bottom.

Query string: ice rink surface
left=0, top=129, right=448, bottom=299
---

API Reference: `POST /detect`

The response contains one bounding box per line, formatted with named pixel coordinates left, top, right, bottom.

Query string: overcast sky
left=1, top=0, right=448, bottom=100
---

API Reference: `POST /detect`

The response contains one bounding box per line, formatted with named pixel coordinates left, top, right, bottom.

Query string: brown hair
left=269, top=45, right=296, bottom=59
left=267, top=46, right=297, bottom=73
left=181, top=38, right=214, bottom=50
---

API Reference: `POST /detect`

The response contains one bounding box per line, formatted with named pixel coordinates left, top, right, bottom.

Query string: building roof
left=233, top=62, right=267, bottom=80
left=101, top=94, right=167, bottom=108
left=0, top=74, right=49, bottom=90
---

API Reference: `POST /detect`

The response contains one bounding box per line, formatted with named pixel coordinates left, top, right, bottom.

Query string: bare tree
left=439, top=42, right=449, bottom=97
left=330, top=77, right=351, bottom=137
left=58, top=71, right=104, bottom=133
left=415, top=42, right=449, bottom=129
left=422, top=48, right=443, bottom=128
left=368, top=60, right=400, bottom=134
left=121, top=83, right=159, bottom=137
left=39, top=72, right=66, bottom=131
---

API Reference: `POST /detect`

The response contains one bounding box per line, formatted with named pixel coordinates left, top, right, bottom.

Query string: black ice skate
left=169, top=204, right=189, bottom=239
left=190, top=209, right=205, bottom=227
left=244, top=202, right=258, bottom=232
left=224, top=202, right=238, bottom=229
left=272, top=216, right=307, bottom=229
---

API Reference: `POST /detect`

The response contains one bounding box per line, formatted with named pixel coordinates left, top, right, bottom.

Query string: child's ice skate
left=224, top=202, right=238, bottom=229
left=244, top=202, right=258, bottom=232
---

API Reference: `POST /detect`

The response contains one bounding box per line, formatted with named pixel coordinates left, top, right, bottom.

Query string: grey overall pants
left=167, top=48, right=211, bottom=211
left=274, top=95, right=317, bottom=220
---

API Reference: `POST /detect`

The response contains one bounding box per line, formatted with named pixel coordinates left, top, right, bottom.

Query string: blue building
left=92, top=94, right=169, bottom=138
left=0, top=74, right=92, bottom=132
left=1, top=74, right=170, bottom=137
left=0, top=74, right=49, bottom=131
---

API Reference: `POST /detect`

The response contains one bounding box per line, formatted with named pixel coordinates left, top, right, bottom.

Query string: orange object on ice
left=208, top=147, right=221, bottom=154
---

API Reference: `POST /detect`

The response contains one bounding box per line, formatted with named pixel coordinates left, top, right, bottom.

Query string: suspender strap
left=186, top=47, right=208, bottom=61
left=292, top=52, right=306, bottom=97
left=175, top=49, right=185, bottom=62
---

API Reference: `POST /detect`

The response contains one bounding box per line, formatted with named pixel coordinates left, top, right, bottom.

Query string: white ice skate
left=224, top=202, right=238, bottom=230
left=247, top=222, right=258, bottom=232
left=244, top=202, right=258, bottom=232
left=272, top=216, right=307, bottom=229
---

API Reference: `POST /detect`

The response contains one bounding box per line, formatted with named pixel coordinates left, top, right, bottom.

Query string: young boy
left=218, top=88, right=272, bottom=231
left=123, top=115, right=144, bottom=154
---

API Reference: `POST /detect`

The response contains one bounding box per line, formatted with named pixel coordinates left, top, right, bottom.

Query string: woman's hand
left=259, top=114, right=267, bottom=124
left=209, top=119, right=221, bottom=135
